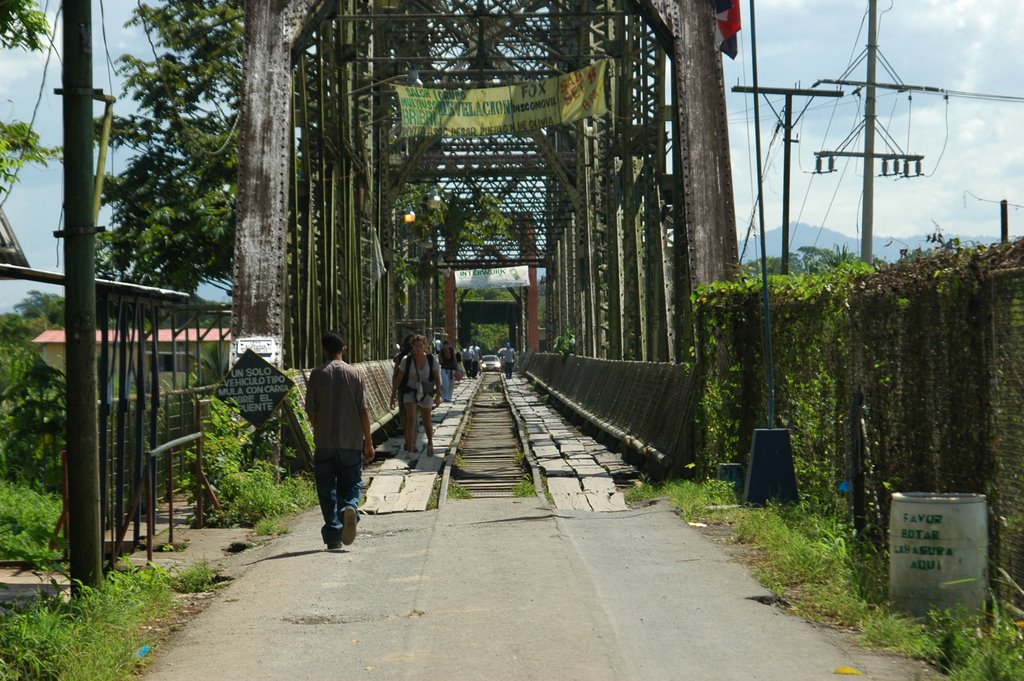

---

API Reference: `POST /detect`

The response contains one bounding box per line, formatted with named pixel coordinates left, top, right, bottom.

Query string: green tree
left=431, top=191, right=512, bottom=261
left=0, top=312, right=43, bottom=346
left=0, top=348, right=65, bottom=489
left=0, top=291, right=63, bottom=345
left=743, top=245, right=868, bottom=277
left=0, top=121, right=61, bottom=197
left=13, top=290, right=63, bottom=327
left=0, top=0, right=49, bottom=51
left=0, top=2, right=60, bottom=200
left=797, top=245, right=861, bottom=274
left=97, top=0, right=242, bottom=293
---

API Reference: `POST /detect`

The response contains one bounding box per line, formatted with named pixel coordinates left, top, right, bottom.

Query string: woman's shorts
left=401, top=391, right=434, bottom=410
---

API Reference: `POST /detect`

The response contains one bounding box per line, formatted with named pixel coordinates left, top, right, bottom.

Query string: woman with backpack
left=389, top=334, right=442, bottom=456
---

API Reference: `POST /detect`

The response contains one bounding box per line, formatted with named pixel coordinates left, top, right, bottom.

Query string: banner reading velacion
left=395, top=60, right=609, bottom=138
left=455, top=266, right=530, bottom=290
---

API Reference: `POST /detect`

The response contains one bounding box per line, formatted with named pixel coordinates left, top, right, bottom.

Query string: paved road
left=143, top=497, right=937, bottom=681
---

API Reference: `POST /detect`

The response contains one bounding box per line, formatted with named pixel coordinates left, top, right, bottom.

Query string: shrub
left=210, top=462, right=316, bottom=527
left=0, top=482, right=62, bottom=565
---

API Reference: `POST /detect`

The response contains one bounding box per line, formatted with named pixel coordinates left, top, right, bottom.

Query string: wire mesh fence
left=525, top=244, right=1024, bottom=601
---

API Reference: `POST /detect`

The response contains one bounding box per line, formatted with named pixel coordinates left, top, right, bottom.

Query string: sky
left=1, top=0, right=148, bottom=311
left=2, top=1, right=1023, bottom=311
left=722, top=0, right=1024, bottom=258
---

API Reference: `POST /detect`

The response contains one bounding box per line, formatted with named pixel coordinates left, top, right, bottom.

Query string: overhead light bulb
left=426, top=189, right=442, bottom=210
left=403, top=205, right=416, bottom=223
left=408, top=68, right=423, bottom=86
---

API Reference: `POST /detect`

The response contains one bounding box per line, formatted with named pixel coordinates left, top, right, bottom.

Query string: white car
left=479, top=354, right=501, bottom=372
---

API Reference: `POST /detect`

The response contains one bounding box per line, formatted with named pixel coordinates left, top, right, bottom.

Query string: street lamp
left=426, top=188, right=442, bottom=210
left=403, top=205, right=416, bottom=223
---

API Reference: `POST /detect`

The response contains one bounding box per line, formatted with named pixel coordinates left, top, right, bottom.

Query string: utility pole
left=733, top=86, right=843, bottom=274
left=815, top=0, right=929, bottom=263
left=61, top=0, right=103, bottom=590
left=861, top=0, right=879, bottom=262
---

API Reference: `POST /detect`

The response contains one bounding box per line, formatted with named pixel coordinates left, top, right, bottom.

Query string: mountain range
left=738, top=223, right=1008, bottom=264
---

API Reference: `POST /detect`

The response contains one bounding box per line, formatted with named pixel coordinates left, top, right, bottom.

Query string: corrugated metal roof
left=33, top=328, right=232, bottom=344
left=0, top=206, right=29, bottom=267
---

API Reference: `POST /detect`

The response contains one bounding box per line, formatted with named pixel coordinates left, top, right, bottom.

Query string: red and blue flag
left=713, top=1, right=742, bottom=59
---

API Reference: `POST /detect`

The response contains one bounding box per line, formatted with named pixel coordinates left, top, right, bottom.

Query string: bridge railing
left=521, top=353, right=699, bottom=477
left=288, top=359, right=398, bottom=434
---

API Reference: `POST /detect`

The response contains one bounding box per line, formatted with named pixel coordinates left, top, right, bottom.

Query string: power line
left=964, top=191, right=1024, bottom=210
left=815, top=78, right=1024, bottom=104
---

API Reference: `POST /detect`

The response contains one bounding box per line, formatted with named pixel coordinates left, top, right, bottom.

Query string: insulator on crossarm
left=815, top=156, right=822, bottom=173
left=881, top=159, right=889, bottom=176
left=828, top=156, right=835, bottom=172
left=915, top=160, right=922, bottom=176
left=903, top=161, right=911, bottom=177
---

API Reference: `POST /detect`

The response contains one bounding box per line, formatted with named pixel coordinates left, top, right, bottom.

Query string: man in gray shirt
left=305, top=332, right=375, bottom=549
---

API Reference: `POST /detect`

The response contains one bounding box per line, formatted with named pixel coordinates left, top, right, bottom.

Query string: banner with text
left=455, top=266, right=530, bottom=290
left=395, top=60, right=609, bottom=138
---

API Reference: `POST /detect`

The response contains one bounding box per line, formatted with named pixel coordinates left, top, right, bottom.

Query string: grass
left=0, top=482, right=62, bottom=566
left=629, top=479, right=1024, bottom=681
left=0, top=563, right=176, bottom=681
left=0, top=461, right=316, bottom=679
left=446, top=481, right=473, bottom=500
left=253, top=517, right=290, bottom=536
left=171, top=559, right=222, bottom=594
left=512, top=477, right=536, bottom=498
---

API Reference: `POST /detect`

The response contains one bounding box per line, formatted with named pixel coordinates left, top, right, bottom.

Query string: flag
left=713, top=1, right=742, bottom=59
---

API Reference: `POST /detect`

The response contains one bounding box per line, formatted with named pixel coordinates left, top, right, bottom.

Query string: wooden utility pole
left=733, top=86, right=843, bottom=274
left=61, top=0, right=102, bottom=590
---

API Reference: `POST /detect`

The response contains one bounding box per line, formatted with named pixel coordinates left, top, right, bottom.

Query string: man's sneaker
left=341, top=506, right=358, bottom=546
left=326, top=542, right=340, bottom=550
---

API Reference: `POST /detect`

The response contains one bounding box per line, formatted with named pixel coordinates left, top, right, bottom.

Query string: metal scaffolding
left=274, top=0, right=736, bottom=367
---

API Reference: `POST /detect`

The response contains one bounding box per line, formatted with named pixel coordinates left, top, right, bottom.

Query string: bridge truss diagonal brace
left=530, top=131, right=581, bottom=214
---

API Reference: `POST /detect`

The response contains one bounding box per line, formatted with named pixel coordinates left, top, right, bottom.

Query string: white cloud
left=725, top=0, right=1024, bottom=248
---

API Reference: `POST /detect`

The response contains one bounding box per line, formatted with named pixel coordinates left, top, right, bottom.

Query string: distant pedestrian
left=390, top=334, right=443, bottom=456
left=393, top=334, right=413, bottom=368
left=500, top=341, right=517, bottom=379
left=463, top=344, right=478, bottom=378
left=391, top=333, right=415, bottom=443
left=439, top=340, right=458, bottom=401
left=305, top=332, right=375, bottom=550
left=454, top=350, right=466, bottom=383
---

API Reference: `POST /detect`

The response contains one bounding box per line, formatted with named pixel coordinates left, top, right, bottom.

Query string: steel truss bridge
left=248, top=0, right=737, bottom=367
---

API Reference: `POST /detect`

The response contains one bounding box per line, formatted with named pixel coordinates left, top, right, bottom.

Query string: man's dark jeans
left=314, top=448, right=363, bottom=546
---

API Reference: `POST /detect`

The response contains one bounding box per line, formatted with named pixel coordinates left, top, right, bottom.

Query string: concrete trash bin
left=888, top=492, right=988, bottom=617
